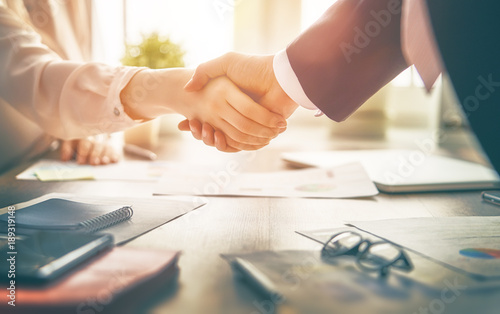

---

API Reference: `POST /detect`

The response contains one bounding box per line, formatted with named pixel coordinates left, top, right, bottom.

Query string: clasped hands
left=178, top=52, right=298, bottom=152
left=61, top=53, right=297, bottom=165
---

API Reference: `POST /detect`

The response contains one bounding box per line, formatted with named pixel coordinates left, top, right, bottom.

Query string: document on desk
left=16, top=159, right=188, bottom=182
left=349, top=217, right=500, bottom=279
left=282, top=149, right=500, bottom=193
left=154, top=162, right=378, bottom=198
left=298, top=226, right=500, bottom=293
left=0, top=193, right=205, bottom=244
left=222, top=250, right=462, bottom=314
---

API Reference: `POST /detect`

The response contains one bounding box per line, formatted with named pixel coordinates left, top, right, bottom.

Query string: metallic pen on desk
left=124, top=144, right=157, bottom=160
left=481, top=191, right=500, bottom=206
left=230, top=257, right=283, bottom=300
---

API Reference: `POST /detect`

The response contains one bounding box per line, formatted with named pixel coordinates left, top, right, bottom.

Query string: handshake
left=177, top=52, right=299, bottom=153
left=123, top=0, right=409, bottom=152
left=123, top=0, right=408, bottom=153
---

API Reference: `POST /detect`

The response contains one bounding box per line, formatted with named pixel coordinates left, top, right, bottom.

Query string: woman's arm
left=0, top=7, right=285, bottom=147
left=0, top=6, right=140, bottom=139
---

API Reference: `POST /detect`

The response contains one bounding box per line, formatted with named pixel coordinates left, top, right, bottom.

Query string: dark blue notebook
left=0, top=198, right=133, bottom=233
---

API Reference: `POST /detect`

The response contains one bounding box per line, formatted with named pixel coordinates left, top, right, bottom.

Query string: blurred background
left=91, top=0, right=470, bottom=156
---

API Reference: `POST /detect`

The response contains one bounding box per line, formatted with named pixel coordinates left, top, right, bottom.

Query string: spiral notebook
left=0, top=198, right=133, bottom=233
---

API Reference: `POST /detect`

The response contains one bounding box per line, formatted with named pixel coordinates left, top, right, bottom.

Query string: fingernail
left=101, top=156, right=110, bottom=164
left=93, top=157, right=100, bottom=165
left=277, top=121, right=287, bottom=128
left=202, top=128, right=207, bottom=139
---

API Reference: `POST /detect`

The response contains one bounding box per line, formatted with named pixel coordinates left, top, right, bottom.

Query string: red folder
left=1, top=247, right=180, bottom=313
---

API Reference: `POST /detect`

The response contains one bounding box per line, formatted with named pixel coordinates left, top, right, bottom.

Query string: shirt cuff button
left=113, top=107, right=120, bottom=116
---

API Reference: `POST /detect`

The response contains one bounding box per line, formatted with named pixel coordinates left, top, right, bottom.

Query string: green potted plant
left=121, top=32, right=185, bottom=69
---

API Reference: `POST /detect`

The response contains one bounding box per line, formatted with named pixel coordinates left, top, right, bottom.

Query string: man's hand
left=181, top=52, right=298, bottom=152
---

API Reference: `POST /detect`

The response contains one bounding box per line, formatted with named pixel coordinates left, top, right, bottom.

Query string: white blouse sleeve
left=0, top=6, right=143, bottom=139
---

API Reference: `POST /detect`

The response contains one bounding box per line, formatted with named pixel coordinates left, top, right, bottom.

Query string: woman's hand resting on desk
left=60, top=135, right=122, bottom=165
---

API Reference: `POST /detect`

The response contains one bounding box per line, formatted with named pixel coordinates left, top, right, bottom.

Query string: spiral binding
left=78, top=206, right=133, bottom=233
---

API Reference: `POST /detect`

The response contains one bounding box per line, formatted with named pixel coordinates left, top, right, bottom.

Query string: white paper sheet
left=154, top=162, right=378, bottom=199
left=16, top=159, right=188, bottom=182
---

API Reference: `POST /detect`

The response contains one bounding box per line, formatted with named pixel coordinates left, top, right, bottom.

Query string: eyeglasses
left=321, top=231, right=413, bottom=277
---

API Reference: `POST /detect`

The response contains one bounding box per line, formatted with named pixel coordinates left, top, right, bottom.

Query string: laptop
left=281, top=149, right=500, bottom=193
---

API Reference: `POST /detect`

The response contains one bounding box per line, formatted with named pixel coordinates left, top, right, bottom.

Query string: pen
left=481, top=191, right=500, bottom=206
left=230, top=257, right=283, bottom=300
left=124, top=144, right=157, bottom=161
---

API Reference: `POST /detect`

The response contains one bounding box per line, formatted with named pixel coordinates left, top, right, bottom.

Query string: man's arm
left=183, top=0, right=409, bottom=150
left=281, top=0, right=408, bottom=121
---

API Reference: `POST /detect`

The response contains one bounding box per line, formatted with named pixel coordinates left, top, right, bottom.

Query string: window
left=92, top=0, right=233, bottom=67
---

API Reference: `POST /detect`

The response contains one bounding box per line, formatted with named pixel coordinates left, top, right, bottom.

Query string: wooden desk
left=1, top=126, right=499, bottom=314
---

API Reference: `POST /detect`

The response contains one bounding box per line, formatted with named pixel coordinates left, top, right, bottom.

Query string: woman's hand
left=60, top=134, right=121, bottom=165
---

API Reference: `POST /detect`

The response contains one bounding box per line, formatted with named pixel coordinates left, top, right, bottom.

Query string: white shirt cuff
left=273, top=50, right=319, bottom=111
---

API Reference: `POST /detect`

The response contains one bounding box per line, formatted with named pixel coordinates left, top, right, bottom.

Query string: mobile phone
left=0, top=231, right=113, bottom=285
left=481, top=191, right=500, bottom=206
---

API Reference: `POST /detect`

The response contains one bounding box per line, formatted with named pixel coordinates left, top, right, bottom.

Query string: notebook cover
left=0, top=193, right=206, bottom=245
left=0, top=198, right=128, bottom=230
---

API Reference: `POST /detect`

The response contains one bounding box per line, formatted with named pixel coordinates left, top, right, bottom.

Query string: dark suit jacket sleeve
left=286, top=0, right=408, bottom=122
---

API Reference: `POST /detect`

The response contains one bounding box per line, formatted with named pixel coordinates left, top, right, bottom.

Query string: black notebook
left=0, top=198, right=133, bottom=233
